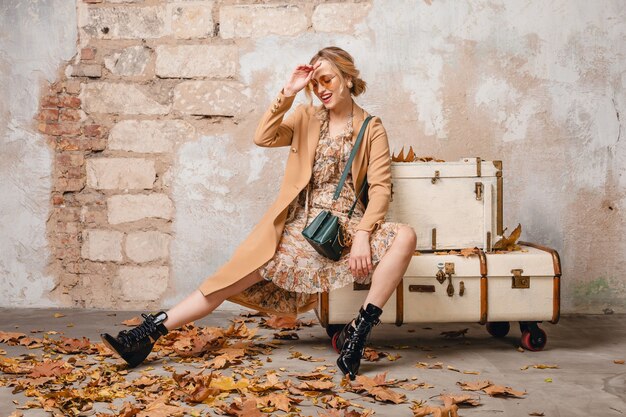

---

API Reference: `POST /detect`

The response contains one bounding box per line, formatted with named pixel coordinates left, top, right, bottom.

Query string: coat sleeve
left=356, top=116, right=392, bottom=234
left=254, top=89, right=302, bottom=148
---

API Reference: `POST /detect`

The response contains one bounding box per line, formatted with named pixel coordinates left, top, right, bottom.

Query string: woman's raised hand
left=283, top=62, right=321, bottom=97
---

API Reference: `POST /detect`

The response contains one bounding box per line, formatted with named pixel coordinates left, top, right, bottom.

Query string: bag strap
left=333, top=115, right=374, bottom=201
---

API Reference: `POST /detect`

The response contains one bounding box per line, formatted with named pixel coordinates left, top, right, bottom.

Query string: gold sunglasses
left=308, top=74, right=337, bottom=91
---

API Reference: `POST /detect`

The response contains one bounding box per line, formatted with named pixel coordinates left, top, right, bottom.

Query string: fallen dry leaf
left=460, top=247, right=479, bottom=258
left=614, top=359, right=624, bottom=364
left=440, top=328, right=468, bottom=338
left=122, top=316, right=142, bottom=326
left=492, top=223, right=523, bottom=251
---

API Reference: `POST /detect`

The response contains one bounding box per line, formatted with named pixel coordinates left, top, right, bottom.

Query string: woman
left=100, top=46, right=417, bottom=380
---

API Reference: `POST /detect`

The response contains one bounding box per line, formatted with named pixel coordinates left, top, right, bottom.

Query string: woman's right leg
left=100, top=268, right=264, bottom=367
left=163, top=269, right=265, bottom=331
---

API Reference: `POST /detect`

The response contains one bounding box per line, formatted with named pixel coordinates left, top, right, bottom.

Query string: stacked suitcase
left=315, top=157, right=561, bottom=351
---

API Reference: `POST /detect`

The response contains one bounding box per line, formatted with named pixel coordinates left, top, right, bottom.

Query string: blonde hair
left=304, top=46, right=367, bottom=105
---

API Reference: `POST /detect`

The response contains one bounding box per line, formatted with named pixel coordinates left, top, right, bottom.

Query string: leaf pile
left=392, top=146, right=445, bottom=163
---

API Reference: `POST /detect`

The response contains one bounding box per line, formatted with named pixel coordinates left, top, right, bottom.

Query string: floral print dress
left=236, top=106, right=403, bottom=316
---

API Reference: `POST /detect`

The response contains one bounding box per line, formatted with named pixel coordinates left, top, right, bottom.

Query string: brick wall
left=37, top=0, right=372, bottom=309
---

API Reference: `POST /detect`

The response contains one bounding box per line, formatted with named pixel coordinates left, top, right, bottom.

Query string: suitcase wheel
left=486, top=321, right=510, bottom=338
left=520, top=327, right=547, bottom=351
left=325, top=324, right=345, bottom=339
left=331, top=331, right=341, bottom=353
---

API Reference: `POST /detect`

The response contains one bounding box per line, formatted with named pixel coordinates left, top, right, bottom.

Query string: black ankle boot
left=336, top=303, right=383, bottom=380
left=100, top=311, right=169, bottom=368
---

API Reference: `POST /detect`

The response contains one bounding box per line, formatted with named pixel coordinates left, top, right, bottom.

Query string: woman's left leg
left=337, top=224, right=417, bottom=379
left=364, top=224, right=417, bottom=308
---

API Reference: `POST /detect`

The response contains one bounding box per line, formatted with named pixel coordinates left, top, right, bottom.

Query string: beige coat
left=197, top=89, right=393, bottom=313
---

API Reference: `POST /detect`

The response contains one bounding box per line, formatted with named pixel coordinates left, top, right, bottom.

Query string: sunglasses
left=309, top=74, right=337, bottom=91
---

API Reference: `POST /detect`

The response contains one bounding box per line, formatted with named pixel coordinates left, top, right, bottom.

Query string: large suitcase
left=317, top=242, right=561, bottom=351
left=315, top=157, right=561, bottom=352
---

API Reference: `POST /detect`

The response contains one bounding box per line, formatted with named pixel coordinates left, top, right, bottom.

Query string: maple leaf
left=460, top=247, right=479, bottom=258
left=349, top=373, right=407, bottom=404
left=392, top=146, right=405, bottom=162
left=137, top=399, right=189, bottom=417
left=53, top=336, right=93, bottom=354
left=273, top=331, right=299, bottom=340
left=440, top=328, right=469, bottom=338
left=440, top=393, right=480, bottom=407
left=492, top=223, right=523, bottom=251
left=261, top=315, right=300, bottom=330
left=29, top=360, right=73, bottom=378
left=228, top=398, right=263, bottom=417
left=457, top=380, right=492, bottom=391
left=482, top=383, right=526, bottom=398
left=0, top=331, right=26, bottom=344
left=297, top=380, right=335, bottom=391
left=122, top=316, right=142, bottom=326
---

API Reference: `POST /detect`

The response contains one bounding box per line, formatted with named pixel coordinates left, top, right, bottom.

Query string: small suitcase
left=387, top=157, right=502, bottom=251
left=316, top=242, right=561, bottom=351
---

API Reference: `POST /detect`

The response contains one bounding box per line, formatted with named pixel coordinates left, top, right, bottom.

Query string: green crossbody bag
left=301, top=115, right=374, bottom=261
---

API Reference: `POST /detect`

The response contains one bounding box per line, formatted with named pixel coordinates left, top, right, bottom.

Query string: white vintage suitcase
left=387, top=157, right=502, bottom=251
left=316, top=243, right=561, bottom=352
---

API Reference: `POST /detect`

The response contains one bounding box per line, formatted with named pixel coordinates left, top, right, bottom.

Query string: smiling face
left=309, top=59, right=352, bottom=110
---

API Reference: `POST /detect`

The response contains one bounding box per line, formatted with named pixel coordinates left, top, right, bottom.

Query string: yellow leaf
left=53, top=313, right=65, bottom=318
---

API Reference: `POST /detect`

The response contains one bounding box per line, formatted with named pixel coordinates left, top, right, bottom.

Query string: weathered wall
left=0, top=0, right=624, bottom=314
left=0, top=0, right=77, bottom=307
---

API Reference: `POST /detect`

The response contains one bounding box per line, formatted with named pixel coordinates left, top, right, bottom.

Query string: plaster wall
left=0, top=0, right=77, bottom=307
left=0, top=0, right=624, bottom=314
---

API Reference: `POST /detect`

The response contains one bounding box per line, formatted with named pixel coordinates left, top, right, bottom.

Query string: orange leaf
left=492, top=223, right=522, bottom=251
left=122, top=317, right=142, bottom=326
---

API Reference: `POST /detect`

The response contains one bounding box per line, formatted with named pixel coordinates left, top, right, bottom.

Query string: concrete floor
left=0, top=308, right=624, bottom=417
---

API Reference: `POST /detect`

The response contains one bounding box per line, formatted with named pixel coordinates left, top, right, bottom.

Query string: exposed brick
left=52, top=195, right=65, bottom=206
left=173, top=80, right=247, bottom=116
left=64, top=81, right=82, bottom=95
left=37, top=109, right=59, bottom=122
left=118, top=266, right=169, bottom=301
left=55, top=178, right=86, bottom=192
left=81, top=47, right=96, bottom=60
left=109, top=120, right=195, bottom=153
left=59, top=96, right=81, bottom=109
left=42, top=96, right=60, bottom=108
left=83, top=124, right=104, bottom=137
left=52, top=207, right=81, bottom=222
left=55, top=137, right=106, bottom=152
left=38, top=122, right=82, bottom=136
left=59, top=109, right=81, bottom=122
left=155, top=45, right=237, bottom=78
left=219, top=4, right=307, bottom=39
left=86, top=158, right=156, bottom=190
left=107, top=194, right=173, bottom=224
left=81, top=229, right=124, bottom=262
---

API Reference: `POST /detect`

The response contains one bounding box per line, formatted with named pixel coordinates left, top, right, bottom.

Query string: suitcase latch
left=436, top=262, right=446, bottom=284
left=511, top=269, right=530, bottom=289
left=431, top=170, right=440, bottom=184
left=475, top=182, right=483, bottom=201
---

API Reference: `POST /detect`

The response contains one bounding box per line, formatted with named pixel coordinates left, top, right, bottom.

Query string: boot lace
left=343, top=317, right=379, bottom=356
left=118, top=313, right=158, bottom=348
